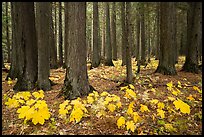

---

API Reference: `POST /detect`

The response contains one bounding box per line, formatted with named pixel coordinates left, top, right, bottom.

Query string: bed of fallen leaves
left=2, top=56, right=202, bottom=135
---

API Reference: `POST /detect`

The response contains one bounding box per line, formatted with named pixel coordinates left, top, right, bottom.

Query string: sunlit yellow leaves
left=120, top=86, right=128, bottom=91
left=69, top=108, right=84, bottom=123
left=150, top=99, right=159, bottom=104
left=32, top=111, right=45, bottom=125
left=129, top=84, right=135, bottom=90
left=173, top=99, right=190, bottom=114
left=126, top=120, right=136, bottom=132
left=167, top=97, right=176, bottom=101
left=117, top=116, right=126, bottom=128
left=140, top=104, right=150, bottom=112
left=87, top=96, right=94, bottom=104
left=164, top=124, right=177, bottom=132
left=157, top=109, right=165, bottom=119
left=26, top=99, right=36, bottom=106
left=59, top=108, right=68, bottom=115
left=107, top=104, right=116, bottom=112
left=100, top=91, right=109, bottom=96
left=171, top=88, right=180, bottom=96
left=166, top=81, right=173, bottom=91
left=157, top=102, right=165, bottom=109
left=17, top=106, right=30, bottom=119
left=32, top=91, right=44, bottom=99
left=5, top=98, right=19, bottom=108
left=125, top=89, right=136, bottom=99
left=127, top=107, right=133, bottom=115
left=132, top=112, right=140, bottom=123
left=116, top=102, right=122, bottom=108
left=177, top=81, right=182, bottom=88
left=186, top=94, right=195, bottom=101
left=193, top=86, right=202, bottom=93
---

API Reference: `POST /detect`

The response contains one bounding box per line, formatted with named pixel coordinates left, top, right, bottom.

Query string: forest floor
left=2, top=57, right=202, bottom=135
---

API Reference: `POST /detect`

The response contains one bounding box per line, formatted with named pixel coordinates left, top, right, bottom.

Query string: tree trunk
left=105, top=2, right=114, bottom=66
left=126, top=2, right=133, bottom=83
left=6, top=2, right=19, bottom=80
left=140, top=3, right=146, bottom=65
left=36, top=2, right=51, bottom=91
left=182, top=2, right=201, bottom=73
left=63, top=2, right=93, bottom=100
left=121, top=2, right=126, bottom=66
left=49, top=2, right=58, bottom=69
left=102, top=3, right=106, bottom=60
left=64, top=3, right=69, bottom=68
left=111, top=2, right=117, bottom=61
left=58, top=2, right=63, bottom=66
left=13, top=2, right=38, bottom=91
left=155, top=2, right=177, bottom=75
left=91, top=2, right=100, bottom=68
left=155, top=3, right=160, bottom=60
left=6, top=2, right=11, bottom=63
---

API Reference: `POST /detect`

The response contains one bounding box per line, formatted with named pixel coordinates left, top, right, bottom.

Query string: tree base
left=181, top=61, right=200, bottom=74
left=37, top=80, right=51, bottom=91
left=105, top=60, right=114, bottom=66
left=13, top=76, right=36, bottom=91
left=62, top=78, right=95, bottom=100
left=155, top=66, right=177, bottom=75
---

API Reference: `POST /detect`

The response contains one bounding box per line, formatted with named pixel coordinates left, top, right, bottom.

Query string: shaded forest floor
left=2, top=57, right=202, bottom=135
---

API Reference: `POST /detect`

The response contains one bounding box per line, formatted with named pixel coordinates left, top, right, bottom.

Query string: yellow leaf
left=32, top=91, right=44, bottom=99
left=193, top=86, right=202, bottom=93
left=69, top=108, right=84, bottom=123
left=116, top=102, right=122, bottom=108
left=177, top=81, right=182, bottom=88
left=126, top=120, right=136, bottom=132
left=129, top=84, right=135, bottom=90
left=132, top=112, right=140, bottom=123
left=186, top=94, right=195, bottom=101
left=17, top=106, right=30, bottom=119
left=32, top=111, right=45, bottom=125
left=107, top=104, right=116, bottom=112
left=173, top=99, right=190, bottom=114
left=150, top=88, right=156, bottom=92
left=140, top=104, right=150, bottom=112
left=59, top=108, right=68, bottom=115
left=100, top=91, right=109, bottom=96
left=167, top=97, right=176, bottom=101
left=126, top=89, right=136, bottom=99
left=127, top=107, right=133, bottom=115
left=87, top=96, right=94, bottom=104
left=150, top=99, right=159, bottom=104
left=166, top=81, right=173, bottom=91
left=157, top=102, right=165, bottom=109
left=120, top=86, right=128, bottom=91
left=164, top=124, right=177, bottom=132
left=5, top=98, right=19, bottom=108
left=26, top=99, right=36, bottom=106
left=157, top=109, right=165, bottom=119
left=117, top=116, right=126, bottom=128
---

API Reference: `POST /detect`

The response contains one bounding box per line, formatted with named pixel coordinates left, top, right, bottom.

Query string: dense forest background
left=2, top=2, right=202, bottom=135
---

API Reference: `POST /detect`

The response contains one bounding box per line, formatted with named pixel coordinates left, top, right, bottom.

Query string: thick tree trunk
left=13, top=2, right=38, bottom=91
left=126, top=2, right=133, bottom=83
left=63, top=2, right=93, bottom=100
left=155, top=2, right=177, bottom=75
left=91, top=2, right=100, bottom=68
left=182, top=2, right=201, bottom=73
left=121, top=2, right=126, bottom=66
left=102, top=3, right=106, bottom=60
left=58, top=2, right=63, bottom=66
left=105, top=2, right=114, bottom=66
left=36, top=2, right=51, bottom=91
left=111, top=2, right=117, bottom=61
